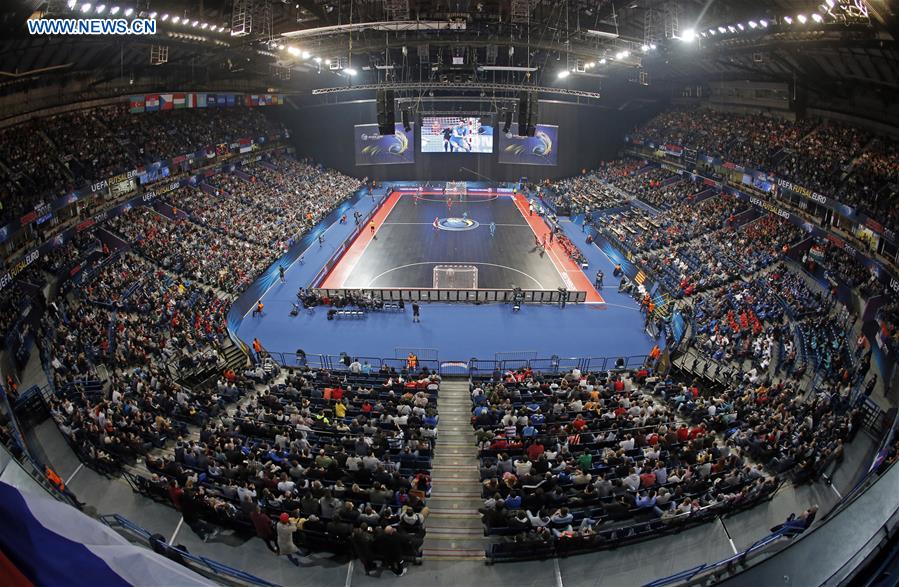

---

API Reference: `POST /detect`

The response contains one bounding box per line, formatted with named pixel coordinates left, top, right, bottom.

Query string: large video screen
left=354, top=123, right=415, bottom=166
left=421, top=116, right=494, bottom=153
left=498, top=124, right=559, bottom=166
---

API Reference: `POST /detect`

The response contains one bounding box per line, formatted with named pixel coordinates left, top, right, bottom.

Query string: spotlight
left=67, top=0, right=76, bottom=8
left=123, top=7, right=133, bottom=16
left=344, top=67, right=358, bottom=75
left=96, top=4, right=105, bottom=13
left=760, top=19, right=768, bottom=27
left=718, top=26, right=726, bottom=33
left=110, top=5, right=119, bottom=13
left=201, top=22, right=208, bottom=29
left=737, top=23, right=744, bottom=30
left=812, top=13, right=823, bottom=22
left=287, top=46, right=300, bottom=55
left=783, top=16, right=792, bottom=24
left=161, top=13, right=168, bottom=20
left=748, top=20, right=757, bottom=28
left=301, top=50, right=310, bottom=59
left=797, top=14, right=807, bottom=23
left=80, top=3, right=91, bottom=12
left=325, top=59, right=331, bottom=64
left=171, top=15, right=179, bottom=22
left=599, top=58, right=607, bottom=64
left=681, top=28, right=696, bottom=42
left=148, top=11, right=156, bottom=18
left=313, top=56, right=321, bottom=63
left=191, top=20, right=199, bottom=27
left=727, top=25, right=736, bottom=33
left=557, top=70, right=570, bottom=78
left=709, top=28, right=716, bottom=35
left=650, top=43, right=656, bottom=49
left=641, top=44, right=650, bottom=52
left=586, top=61, right=595, bottom=68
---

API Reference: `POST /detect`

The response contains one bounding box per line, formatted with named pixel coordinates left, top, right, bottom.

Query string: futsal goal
left=445, top=181, right=468, bottom=196
left=433, top=264, right=478, bottom=289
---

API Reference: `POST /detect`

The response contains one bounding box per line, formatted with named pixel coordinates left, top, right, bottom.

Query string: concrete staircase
left=422, top=378, right=487, bottom=561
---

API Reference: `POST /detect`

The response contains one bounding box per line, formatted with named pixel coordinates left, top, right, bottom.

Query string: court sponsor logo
left=436, top=217, right=480, bottom=231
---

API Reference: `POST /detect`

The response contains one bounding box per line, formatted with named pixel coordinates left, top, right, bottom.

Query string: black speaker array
left=401, top=109, right=411, bottom=132
left=502, top=110, right=513, bottom=134
left=517, top=91, right=538, bottom=137
left=376, top=89, right=395, bottom=134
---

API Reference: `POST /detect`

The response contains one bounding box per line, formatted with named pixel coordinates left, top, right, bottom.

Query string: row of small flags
left=129, top=93, right=284, bottom=113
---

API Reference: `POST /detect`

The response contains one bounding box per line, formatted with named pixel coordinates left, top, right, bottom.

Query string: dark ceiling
left=0, top=0, right=896, bottom=113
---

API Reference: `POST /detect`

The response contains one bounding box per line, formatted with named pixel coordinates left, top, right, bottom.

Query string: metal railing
left=99, top=514, right=280, bottom=587
left=261, top=351, right=651, bottom=377
left=643, top=530, right=790, bottom=587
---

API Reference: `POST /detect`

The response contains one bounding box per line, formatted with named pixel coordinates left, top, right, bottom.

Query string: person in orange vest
left=252, top=338, right=264, bottom=362
left=649, top=345, right=661, bottom=361
left=370, top=221, right=377, bottom=239
left=406, top=353, right=418, bottom=370
left=45, top=466, right=85, bottom=508
left=252, top=300, right=264, bottom=317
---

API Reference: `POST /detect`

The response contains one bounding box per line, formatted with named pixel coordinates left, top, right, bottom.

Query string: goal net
left=445, top=181, right=468, bottom=195
left=433, top=264, right=478, bottom=289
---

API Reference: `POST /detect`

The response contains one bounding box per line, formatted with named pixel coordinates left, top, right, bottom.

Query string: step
left=425, top=517, right=484, bottom=530
left=422, top=548, right=486, bottom=559
left=431, top=476, right=481, bottom=484
left=421, top=537, right=489, bottom=551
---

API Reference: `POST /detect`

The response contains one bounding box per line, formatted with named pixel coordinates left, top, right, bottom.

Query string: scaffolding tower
left=385, top=0, right=410, bottom=21
left=664, top=0, right=679, bottom=40
left=510, top=0, right=531, bottom=25
left=231, top=0, right=272, bottom=41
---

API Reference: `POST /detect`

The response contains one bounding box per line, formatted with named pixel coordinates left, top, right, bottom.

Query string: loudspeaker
left=502, top=110, right=512, bottom=134
left=401, top=109, right=411, bottom=132
left=517, top=91, right=538, bottom=136
left=517, top=91, right=529, bottom=136
left=376, top=90, right=395, bottom=134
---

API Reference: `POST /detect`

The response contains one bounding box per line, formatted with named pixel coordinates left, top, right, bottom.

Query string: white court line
left=410, top=195, right=500, bottom=203
left=64, top=463, right=84, bottom=485
left=510, top=196, right=574, bottom=290
left=241, top=204, right=352, bottom=319
left=383, top=222, right=529, bottom=226
left=334, top=193, right=404, bottom=288
left=363, top=261, right=546, bottom=290
left=554, top=557, right=564, bottom=587
left=345, top=560, right=354, bottom=587
left=830, top=484, right=843, bottom=499
left=170, top=516, right=184, bottom=544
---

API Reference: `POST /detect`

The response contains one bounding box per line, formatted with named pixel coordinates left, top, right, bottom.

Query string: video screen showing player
left=420, top=116, right=493, bottom=153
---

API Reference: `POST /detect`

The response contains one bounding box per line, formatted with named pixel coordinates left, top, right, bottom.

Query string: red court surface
left=511, top=193, right=605, bottom=304
left=319, top=190, right=403, bottom=289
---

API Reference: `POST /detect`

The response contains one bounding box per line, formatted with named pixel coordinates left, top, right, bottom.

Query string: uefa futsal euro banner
left=354, top=124, right=415, bottom=166
left=498, top=125, right=559, bottom=166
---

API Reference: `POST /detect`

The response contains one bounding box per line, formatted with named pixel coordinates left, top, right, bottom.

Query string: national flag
left=185, top=93, right=195, bottom=108
left=196, top=93, right=207, bottom=108
left=206, top=94, right=217, bottom=108
left=128, top=95, right=145, bottom=113
left=0, top=481, right=210, bottom=586
left=217, top=95, right=227, bottom=106
left=225, top=94, right=235, bottom=106
left=159, top=94, right=174, bottom=111
left=145, top=94, right=160, bottom=111
left=173, top=93, right=186, bottom=109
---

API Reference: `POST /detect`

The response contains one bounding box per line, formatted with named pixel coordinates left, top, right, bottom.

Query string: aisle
left=422, top=378, right=487, bottom=561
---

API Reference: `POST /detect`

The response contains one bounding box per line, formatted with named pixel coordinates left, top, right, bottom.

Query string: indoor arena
left=0, top=1, right=898, bottom=586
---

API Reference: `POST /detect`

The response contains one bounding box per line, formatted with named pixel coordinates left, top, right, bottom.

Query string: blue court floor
left=234, top=192, right=657, bottom=363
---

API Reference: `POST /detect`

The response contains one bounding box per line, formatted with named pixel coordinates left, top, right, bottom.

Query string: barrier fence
left=310, top=287, right=587, bottom=304
left=261, top=351, right=650, bottom=377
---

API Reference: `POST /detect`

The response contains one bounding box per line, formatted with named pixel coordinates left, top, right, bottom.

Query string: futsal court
left=319, top=190, right=604, bottom=302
